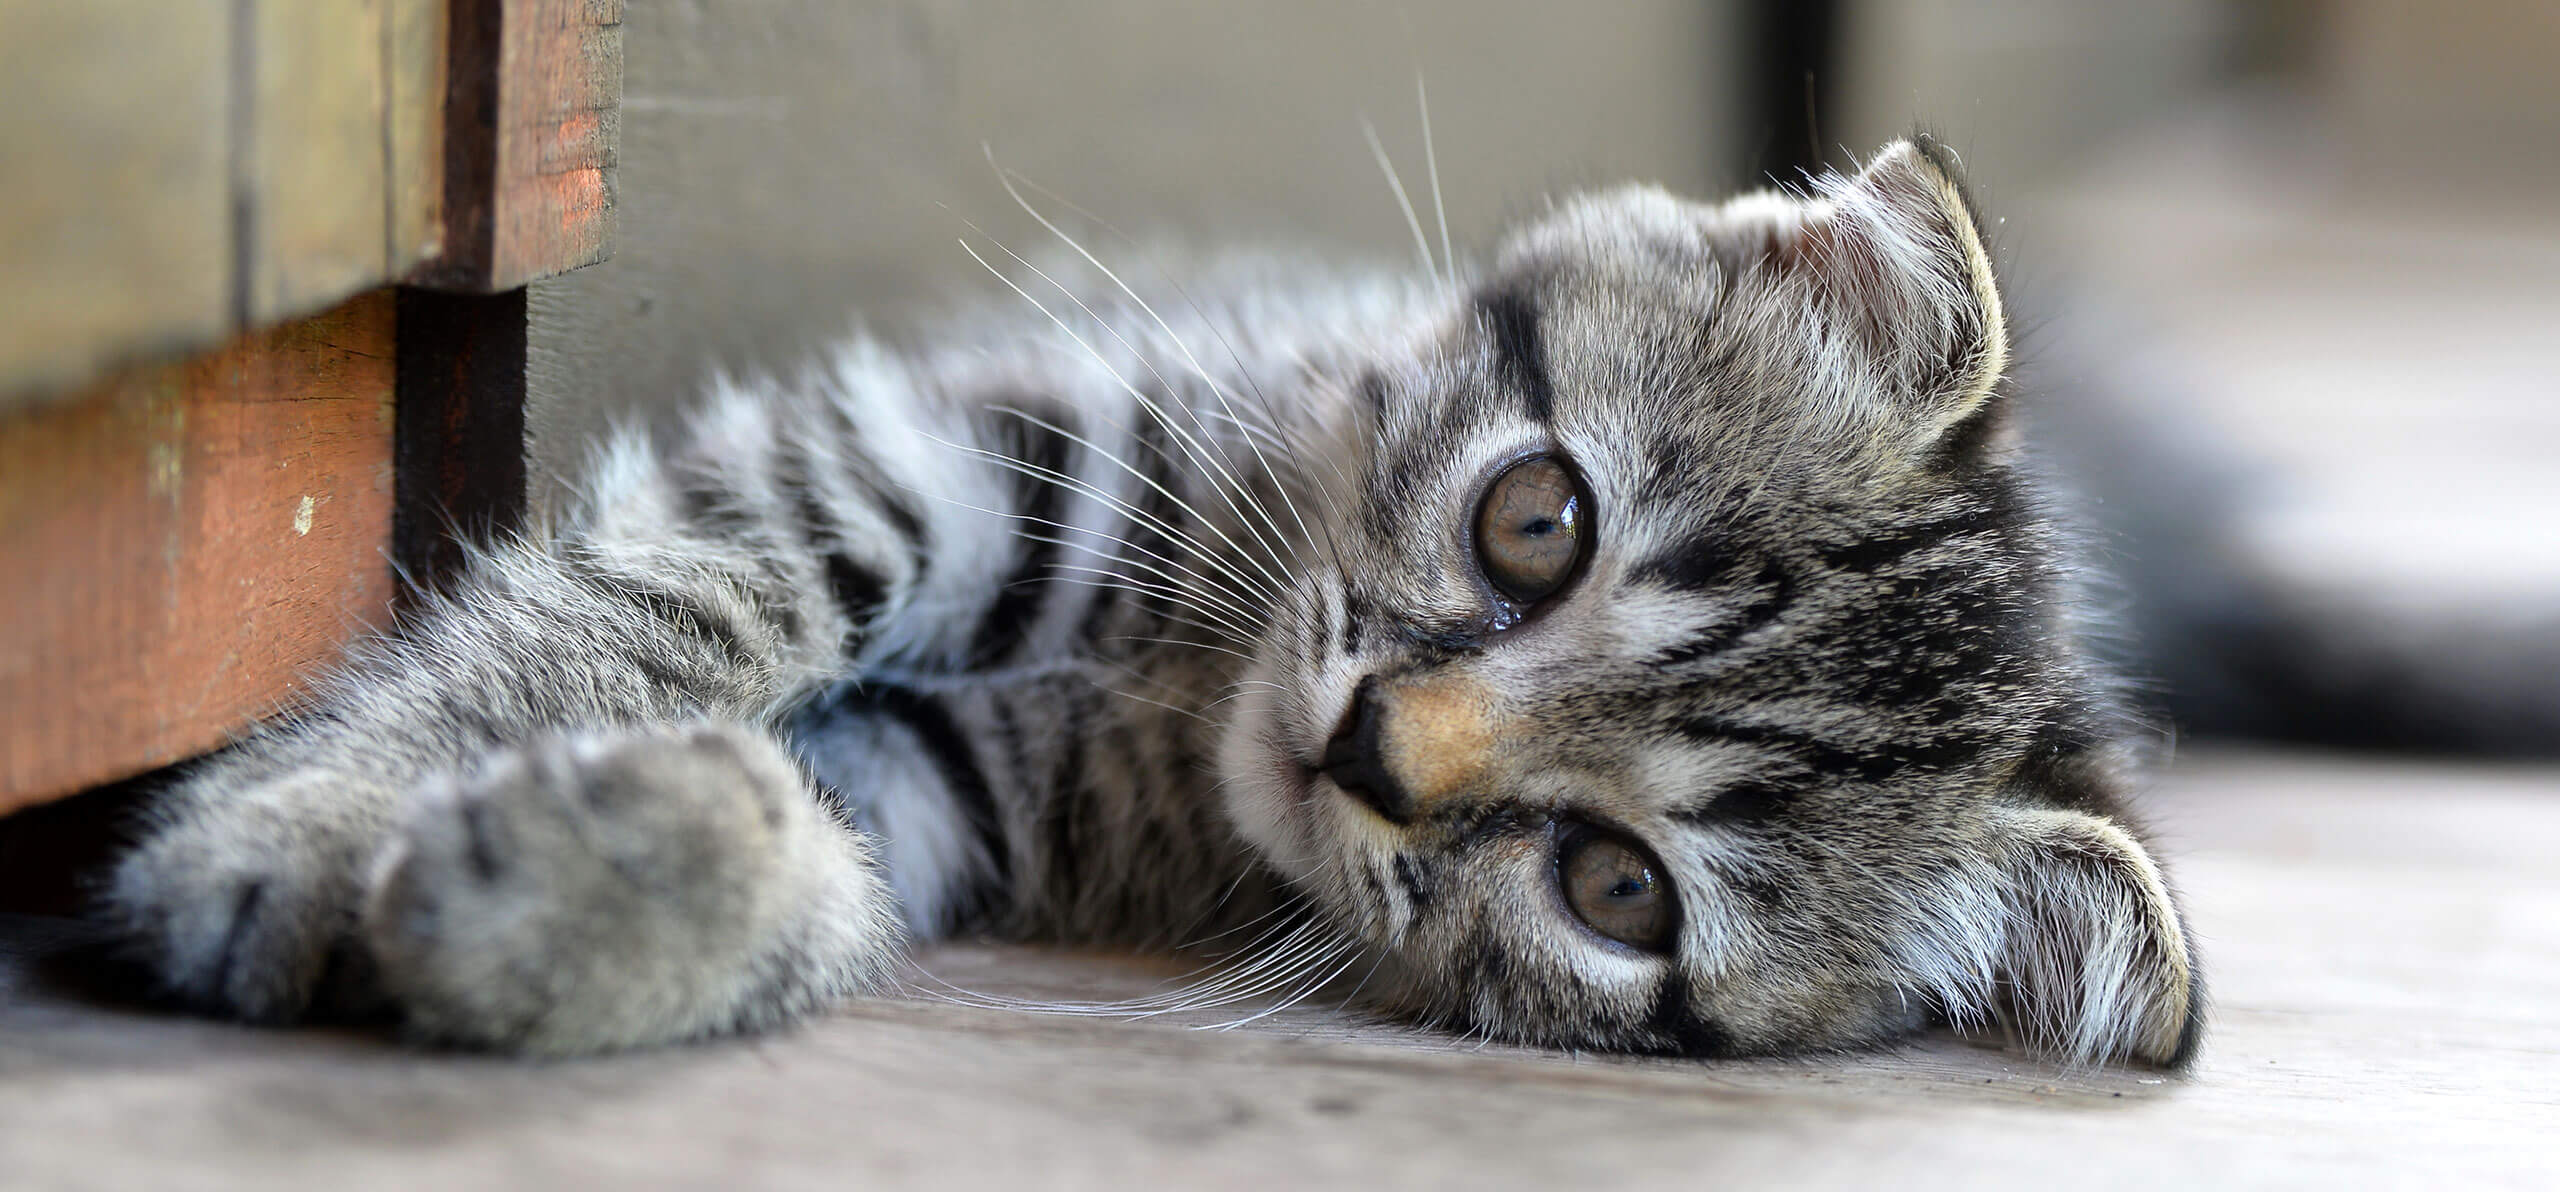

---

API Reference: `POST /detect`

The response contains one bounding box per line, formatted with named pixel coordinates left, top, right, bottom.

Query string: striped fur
left=107, top=141, right=2201, bottom=1066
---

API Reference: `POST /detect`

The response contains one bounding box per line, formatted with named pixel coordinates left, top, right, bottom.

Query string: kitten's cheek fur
left=1212, top=686, right=1313, bottom=876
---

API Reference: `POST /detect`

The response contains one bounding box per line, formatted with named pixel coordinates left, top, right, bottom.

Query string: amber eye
left=1474, top=456, right=1586, bottom=604
left=1557, top=827, right=1678, bottom=952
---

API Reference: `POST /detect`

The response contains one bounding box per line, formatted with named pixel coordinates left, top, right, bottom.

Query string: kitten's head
left=1218, top=140, right=2202, bottom=1067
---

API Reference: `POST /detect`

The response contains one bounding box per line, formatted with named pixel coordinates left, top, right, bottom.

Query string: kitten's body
left=111, top=143, right=2207, bottom=1064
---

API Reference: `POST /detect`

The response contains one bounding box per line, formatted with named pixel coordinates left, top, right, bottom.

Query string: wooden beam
left=0, top=292, right=399, bottom=813
left=411, top=0, right=622, bottom=292
left=0, top=0, right=615, bottom=401
left=0, top=1, right=234, bottom=402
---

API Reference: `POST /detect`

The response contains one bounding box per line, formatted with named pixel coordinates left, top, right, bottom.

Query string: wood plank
left=0, top=0, right=233, bottom=403
left=385, top=0, right=452, bottom=269
left=246, top=0, right=395, bottom=324
left=0, top=292, right=398, bottom=812
left=1, top=0, right=610, bottom=401
left=412, top=0, right=621, bottom=292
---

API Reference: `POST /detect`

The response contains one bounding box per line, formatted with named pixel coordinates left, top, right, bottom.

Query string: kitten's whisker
left=1093, top=682, right=1212, bottom=726
left=1015, top=537, right=1265, bottom=630
left=1330, top=944, right=1393, bottom=1015
left=1040, top=579, right=1262, bottom=652
left=979, top=167, right=1294, bottom=529
left=1417, top=73, right=1453, bottom=294
left=924, top=484, right=1274, bottom=628
left=958, top=232, right=1301, bottom=596
left=989, top=163, right=1327, bottom=577
left=1204, top=945, right=1366, bottom=1031
left=1013, top=397, right=1297, bottom=604
left=921, top=420, right=1279, bottom=613
left=975, top=400, right=1290, bottom=604
left=1138, top=930, right=1351, bottom=1019
left=950, top=244, right=1294, bottom=601
left=1362, top=117, right=1438, bottom=280
left=1103, top=634, right=1256, bottom=663
left=983, top=171, right=1354, bottom=580
left=1042, top=570, right=1259, bottom=645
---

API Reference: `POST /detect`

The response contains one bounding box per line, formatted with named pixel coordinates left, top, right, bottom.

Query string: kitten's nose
left=1319, top=675, right=1416, bottom=824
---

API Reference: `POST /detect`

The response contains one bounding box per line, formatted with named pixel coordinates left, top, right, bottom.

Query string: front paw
left=364, top=722, right=891, bottom=1054
left=107, top=771, right=390, bottom=1022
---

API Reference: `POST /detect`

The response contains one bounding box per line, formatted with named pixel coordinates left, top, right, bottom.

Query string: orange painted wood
left=0, top=292, right=398, bottom=812
left=414, top=0, right=621, bottom=291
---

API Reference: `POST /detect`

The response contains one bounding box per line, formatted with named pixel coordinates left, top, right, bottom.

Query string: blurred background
left=533, top=0, right=2559, bottom=591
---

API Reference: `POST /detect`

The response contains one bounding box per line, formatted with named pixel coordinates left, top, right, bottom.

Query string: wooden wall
left=0, top=0, right=621, bottom=408
left=0, top=0, right=618, bottom=813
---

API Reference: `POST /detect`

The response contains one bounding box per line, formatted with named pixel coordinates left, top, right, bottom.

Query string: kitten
left=107, top=139, right=2203, bottom=1066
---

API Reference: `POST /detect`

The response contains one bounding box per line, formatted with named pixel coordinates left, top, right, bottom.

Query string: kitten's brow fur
left=107, top=140, right=2204, bottom=1066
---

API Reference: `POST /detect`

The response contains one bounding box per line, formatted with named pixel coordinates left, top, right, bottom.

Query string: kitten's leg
left=365, top=721, right=897, bottom=1054
left=109, top=391, right=948, bottom=1047
left=105, top=537, right=905, bottom=1048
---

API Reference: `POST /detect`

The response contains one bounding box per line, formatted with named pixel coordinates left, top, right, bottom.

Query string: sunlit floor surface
left=3, top=748, right=2554, bottom=1190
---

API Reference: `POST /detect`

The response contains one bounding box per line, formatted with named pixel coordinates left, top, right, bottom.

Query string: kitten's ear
left=1719, top=137, right=2009, bottom=446
left=1989, top=806, right=2204, bottom=1068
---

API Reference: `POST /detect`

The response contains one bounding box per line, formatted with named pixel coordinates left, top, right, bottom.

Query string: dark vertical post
left=392, top=287, right=528, bottom=602
left=1740, top=0, right=1840, bottom=185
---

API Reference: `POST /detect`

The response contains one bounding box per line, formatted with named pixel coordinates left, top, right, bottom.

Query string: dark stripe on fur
left=1654, top=558, right=1795, bottom=665
left=1476, top=284, right=1555, bottom=423
left=852, top=685, right=1015, bottom=903
left=1817, top=507, right=2002, bottom=574
left=567, top=562, right=757, bottom=668
left=1391, top=853, right=1434, bottom=913
left=679, top=481, right=759, bottom=537
left=1640, top=969, right=1733, bottom=1057
left=970, top=417, right=1076, bottom=667
left=1638, top=532, right=1743, bottom=591
left=1672, top=715, right=1989, bottom=823
left=1678, top=775, right=1808, bottom=827
left=1040, top=696, right=1088, bottom=908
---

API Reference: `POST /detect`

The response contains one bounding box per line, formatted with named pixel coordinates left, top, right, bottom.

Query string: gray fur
left=107, top=141, right=2202, bottom=1066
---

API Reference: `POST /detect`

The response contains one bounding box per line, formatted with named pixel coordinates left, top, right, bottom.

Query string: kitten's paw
left=364, top=722, right=896, bottom=1054
left=107, top=772, right=390, bottom=1021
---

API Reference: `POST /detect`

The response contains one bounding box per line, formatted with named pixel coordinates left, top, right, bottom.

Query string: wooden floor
left=3, top=748, right=2554, bottom=1190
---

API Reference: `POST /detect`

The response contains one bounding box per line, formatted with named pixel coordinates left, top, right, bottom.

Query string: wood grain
left=0, top=0, right=233, bottom=401
left=246, top=0, right=392, bottom=325
left=0, top=292, right=397, bottom=811
left=412, top=0, right=621, bottom=292
left=1, top=0, right=612, bottom=402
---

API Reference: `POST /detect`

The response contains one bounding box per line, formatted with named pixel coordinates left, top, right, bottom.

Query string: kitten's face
left=1217, top=142, right=2202, bottom=1066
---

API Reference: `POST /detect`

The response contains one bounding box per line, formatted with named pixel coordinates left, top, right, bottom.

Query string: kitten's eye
left=1557, top=827, right=1677, bottom=952
left=1475, top=457, right=1586, bottom=604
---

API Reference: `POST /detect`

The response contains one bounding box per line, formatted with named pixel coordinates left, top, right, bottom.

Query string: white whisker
left=917, top=420, right=1278, bottom=614
left=988, top=162, right=1329, bottom=575
left=980, top=170, right=1354, bottom=579
left=1418, top=74, right=1453, bottom=293
left=1362, top=117, right=1437, bottom=280
left=956, top=231, right=1301, bottom=598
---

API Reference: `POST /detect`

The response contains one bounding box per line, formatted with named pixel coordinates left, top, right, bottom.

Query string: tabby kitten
left=108, top=139, right=2202, bottom=1066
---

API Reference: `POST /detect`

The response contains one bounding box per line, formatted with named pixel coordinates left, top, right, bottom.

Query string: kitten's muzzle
left=1318, top=670, right=1503, bottom=826
left=1320, top=675, right=1414, bottom=823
